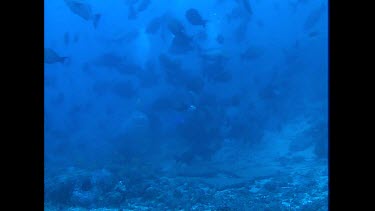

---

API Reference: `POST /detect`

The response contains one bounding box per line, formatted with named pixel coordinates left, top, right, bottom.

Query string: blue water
left=45, top=0, right=328, bottom=210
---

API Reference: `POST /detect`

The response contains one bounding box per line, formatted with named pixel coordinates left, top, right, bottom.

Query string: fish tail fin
left=93, top=14, right=101, bottom=29
left=60, top=57, right=71, bottom=65
left=60, top=57, right=69, bottom=64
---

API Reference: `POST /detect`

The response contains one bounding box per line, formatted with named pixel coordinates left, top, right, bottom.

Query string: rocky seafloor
left=45, top=158, right=328, bottom=211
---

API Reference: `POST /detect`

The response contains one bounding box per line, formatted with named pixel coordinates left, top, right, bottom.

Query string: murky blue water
left=45, top=0, right=328, bottom=210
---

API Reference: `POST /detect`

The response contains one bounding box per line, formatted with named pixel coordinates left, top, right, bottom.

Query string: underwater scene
left=44, top=0, right=328, bottom=210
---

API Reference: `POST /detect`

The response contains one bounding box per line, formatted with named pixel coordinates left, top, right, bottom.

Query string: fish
left=44, top=74, right=57, bottom=88
left=167, top=19, right=194, bottom=54
left=215, top=0, right=227, bottom=4
left=159, top=55, right=202, bottom=92
left=202, top=60, right=232, bottom=83
left=151, top=90, right=194, bottom=113
left=118, top=63, right=142, bottom=75
left=112, top=80, right=137, bottom=99
left=93, top=53, right=138, bottom=75
left=92, top=81, right=111, bottom=96
left=136, top=65, right=160, bottom=88
left=73, top=33, right=80, bottom=43
left=166, top=17, right=186, bottom=37
left=234, top=0, right=253, bottom=18
left=64, top=0, right=101, bottom=28
left=126, top=0, right=150, bottom=20
left=159, top=55, right=187, bottom=85
left=64, top=32, right=70, bottom=46
left=44, top=48, right=68, bottom=64
left=240, top=0, right=253, bottom=16
left=92, top=52, right=125, bottom=70
left=165, top=17, right=194, bottom=54
left=234, top=21, right=249, bottom=43
left=289, top=0, right=311, bottom=12
left=184, top=74, right=205, bottom=94
left=198, top=47, right=228, bottom=63
left=165, top=17, right=193, bottom=54
left=216, top=34, right=224, bottom=44
left=111, top=30, right=140, bottom=43
left=137, top=0, right=151, bottom=12
left=185, top=8, right=207, bottom=27
left=82, top=62, right=93, bottom=75
left=124, top=0, right=140, bottom=5
left=128, top=5, right=137, bottom=20
left=240, top=46, right=264, bottom=61
left=169, top=34, right=194, bottom=54
left=282, top=41, right=301, bottom=65
left=159, top=54, right=181, bottom=71
left=195, top=30, right=208, bottom=41
left=224, top=94, right=242, bottom=107
left=51, top=92, right=65, bottom=105
left=145, top=16, right=162, bottom=34
left=226, top=7, right=243, bottom=22
left=304, top=3, right=326, bottom=31
left=209, top=69, right=232, bottom=83
left=308, top=31, right=319, bottom=38
left=256, top=19, right=264, bottom=28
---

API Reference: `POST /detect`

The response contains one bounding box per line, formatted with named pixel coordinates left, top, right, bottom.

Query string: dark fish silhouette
left=234, top=21, right=249, bottom=43
left=44, top=48, right=68, bottom=64
left=216, top=34, right=224, bottom=44
left=159, top=54, right=181, bottom=71
left=124, top=0, right=140, bottom=5
left=44, top=74, right=57, bottom=88
left=126, top=0, right=150, bottom=20
left=184, top=74, right=205, bottom=94
left=289, top=0, right=311, bottom=12
left=93, top=53, right=139, bottom=76
left=112, top=80, right=137, bottom=99
left=226, top=7, right=243, bottom=22
left=146, top=16, right=162, bottom=34
left=169, top=34, right=194, bottom=54
left=92, top=52, right=125, bottom=70
left=111, top=30, right=139, bottom=43
left=150, top=90, right=194, bottom=113
left=167, top=17, right=186, bottom=36
left=92, top=81, right=111, bottom=96
left=137, top=0, right=151, bottom=12
left=159, top=55, right=204, bottom=92
left=202, top=60, right=232, bottom=83
left=64, top=32, right=70, bottom=46
left=198, top=47, right=228, bottom=63
left=304, top=3, right=326, bottom=31
left=136, top=63, right=160, bottom=88
left=158, top=54, right=191, bottom=87
left=73, top=33, right=79, bottom=43
left=240, top=46, right=264, bottom=61
left=185, top=8, right=207, bottom=27
left=128, top=5, right=137, bottom=20
left=165, top=17, right=194, bottom=54
left=308, top=31, right=319, bottom=38
left=64, top=0, right=101, bottom=28
left=241, top=0, right=253, bottom=16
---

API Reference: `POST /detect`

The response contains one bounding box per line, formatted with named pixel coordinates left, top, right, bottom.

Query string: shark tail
left=59, top=57, right=69, bottom=64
